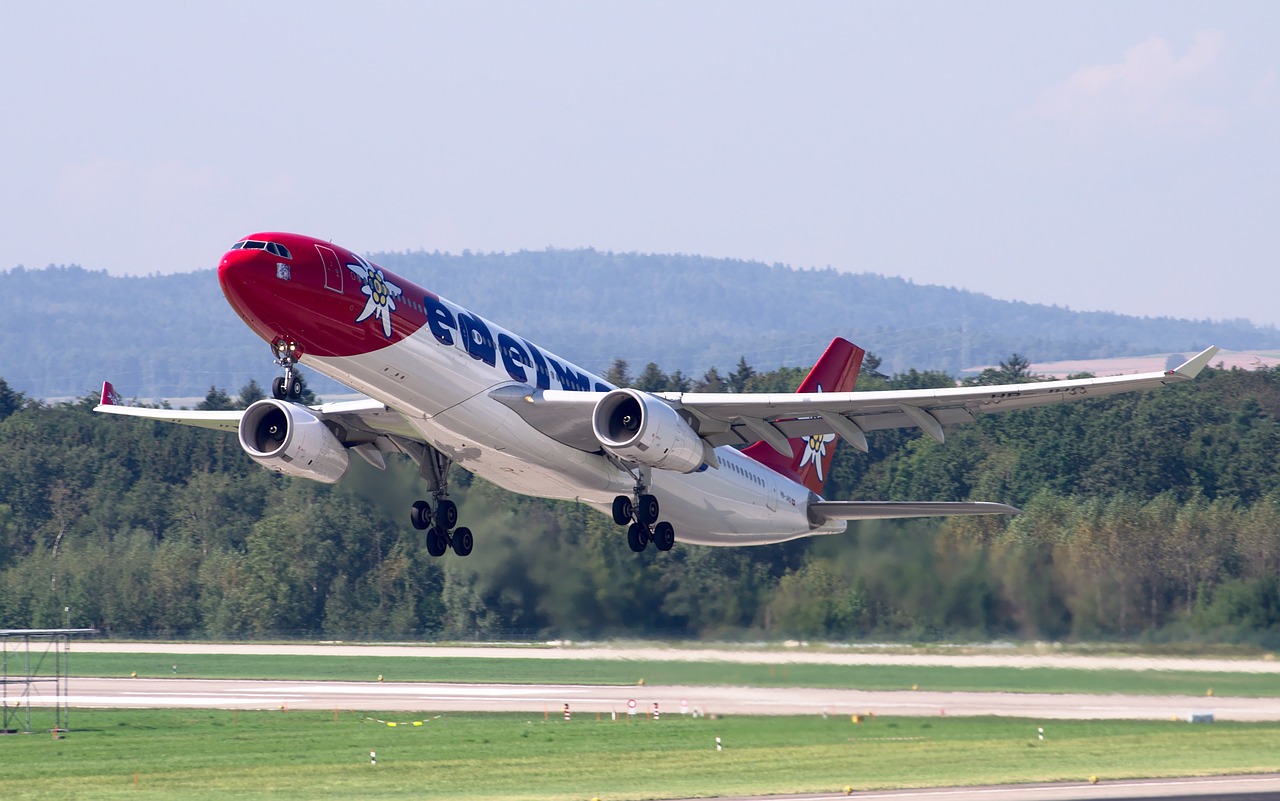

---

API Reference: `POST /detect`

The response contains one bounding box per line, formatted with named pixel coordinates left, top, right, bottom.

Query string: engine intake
left=591, top=388, right=706, bottom=473
left=238, top=399, right=350, bottom=483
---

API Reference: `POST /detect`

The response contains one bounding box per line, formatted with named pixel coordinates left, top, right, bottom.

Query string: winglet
left=100, top=381, right=124, bottom=407
left=1169, top=346, right=1218, bottom=380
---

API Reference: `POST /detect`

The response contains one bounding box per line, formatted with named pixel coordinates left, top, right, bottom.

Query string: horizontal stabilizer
left=809, top=500, right=1020, bottom=522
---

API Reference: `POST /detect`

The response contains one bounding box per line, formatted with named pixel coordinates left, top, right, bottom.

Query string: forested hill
left=4, top=251, right=1278, bottom=399
left=2, top=360, right=1279, bottom=643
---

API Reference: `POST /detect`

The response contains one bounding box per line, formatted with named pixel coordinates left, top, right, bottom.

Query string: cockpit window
left=231, top=239, right=292, bottom=258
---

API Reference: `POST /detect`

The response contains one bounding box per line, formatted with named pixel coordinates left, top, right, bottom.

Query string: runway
left=667, top=774, right=1280, bottom=801
left=31, top=676, right=1280, bottom=721
left=70, top=641, right=1280, bottom=673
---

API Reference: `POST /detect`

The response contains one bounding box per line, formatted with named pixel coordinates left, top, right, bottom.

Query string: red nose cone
left=218, top=246, right=280, bottom=345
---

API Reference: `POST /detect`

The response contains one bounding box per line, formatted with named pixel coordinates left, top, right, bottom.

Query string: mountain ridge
left=2, top=250, right=1276, bottom=399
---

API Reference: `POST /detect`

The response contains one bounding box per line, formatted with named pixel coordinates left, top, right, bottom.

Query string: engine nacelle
left=591, top=388, right=706, bottom=473
left=238, top=399, right=350, bottom=484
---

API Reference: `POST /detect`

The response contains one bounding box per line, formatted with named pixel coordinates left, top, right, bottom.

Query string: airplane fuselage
left=218, top=233, right=839, bottom=545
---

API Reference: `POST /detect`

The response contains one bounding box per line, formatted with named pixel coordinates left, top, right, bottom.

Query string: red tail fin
left=742, top=337, right=865, bottom=495
left=100, top=381, right=123, bottom=406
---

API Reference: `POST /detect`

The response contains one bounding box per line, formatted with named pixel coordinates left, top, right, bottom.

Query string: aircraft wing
left=93, top=382, right=422, bottom=442
left=493, top=346, right=1218, bottom=455
left=661, top=345, right=1219, bottom=452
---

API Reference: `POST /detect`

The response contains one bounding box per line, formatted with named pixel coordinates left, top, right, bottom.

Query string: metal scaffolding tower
left=1, top=628, right=96, bottom=735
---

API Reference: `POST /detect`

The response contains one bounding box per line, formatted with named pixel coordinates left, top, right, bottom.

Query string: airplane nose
left=218, top=246, right=267, bottom=285
left=217, top=245, right=286, bottom=345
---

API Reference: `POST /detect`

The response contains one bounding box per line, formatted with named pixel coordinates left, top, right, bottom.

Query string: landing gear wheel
left=410, top=500, right=431, bottom=531
left=652, top=521, right=675, bottom=552
left=611, top=495, right=634, bottom=526
left=636, top=494, right=660, bottom=527
left=627, top=522, right=649, bottom=553
left=272, top=376, right=286, bottom=400
left=426, top=527, right=449, bottom=558
left=452, top=527, right=474, bottom=557
left=288, top=380, right=302, bottom=400
left=435, top=499, right=458, bottom=531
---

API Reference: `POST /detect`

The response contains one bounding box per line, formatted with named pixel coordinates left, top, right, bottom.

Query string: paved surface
left=679, top=774, right=1280, bottom=800
left=71, top=642, right=1280, bottom=673
left=26, top=677, right=1280, bottom=721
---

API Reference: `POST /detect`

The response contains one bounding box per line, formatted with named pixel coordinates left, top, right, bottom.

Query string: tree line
left=0, top=353, right=1278, bottom=646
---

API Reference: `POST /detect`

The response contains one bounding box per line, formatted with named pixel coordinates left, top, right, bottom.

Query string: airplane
left=94, top=232, right=1219, bottom=557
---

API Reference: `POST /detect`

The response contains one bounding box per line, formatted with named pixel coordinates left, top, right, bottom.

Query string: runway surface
left=71, top=641, right=1280, bottom=673
left=25, top=676, right=1280, bottom=721
left=667, top=774, right=1280, bottom=800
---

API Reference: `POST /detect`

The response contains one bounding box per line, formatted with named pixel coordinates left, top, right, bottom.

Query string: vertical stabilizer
left=742, top=337, right=864, bottom=495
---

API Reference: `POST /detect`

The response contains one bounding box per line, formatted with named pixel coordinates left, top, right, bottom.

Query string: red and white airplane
left=95, top=232, right=1218, bottom=557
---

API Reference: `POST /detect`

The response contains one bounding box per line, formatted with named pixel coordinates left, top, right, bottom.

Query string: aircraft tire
left=637, top=494, right=660, bottom=527
left=653, top=521, right=675, bottom=551
left=435, top=499, right=458, bottom=531
left=272, top=376, right=287, bottom=400
left=410, top=500, right=431, bottom=530
left=452, top=527, right=474, bottom=557
left=627, top=523, right=649, bottom=553
left=426, top=528, right=449, bottom=558
left=611, top=495, right=633, bottom=525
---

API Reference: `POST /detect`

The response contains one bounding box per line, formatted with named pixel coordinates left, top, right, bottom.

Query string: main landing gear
left=611, top=471, right=676, bottom=553
left=409, top=445, right=473, bottom=557
left=270, top=338, right=304, bottom=401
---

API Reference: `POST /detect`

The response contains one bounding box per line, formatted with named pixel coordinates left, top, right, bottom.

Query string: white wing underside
left=92, top=398, right=422, bottom=446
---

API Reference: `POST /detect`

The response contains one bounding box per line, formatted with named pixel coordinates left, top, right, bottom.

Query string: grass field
left=3, top=710, right=1278, bottom=800
left=45, top=652, right=1275, bottom=698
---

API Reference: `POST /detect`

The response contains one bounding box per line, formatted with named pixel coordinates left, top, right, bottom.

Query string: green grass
left=48, top=652, right=1275, bottom=697
left=2, top=710, right=1278, bottom=800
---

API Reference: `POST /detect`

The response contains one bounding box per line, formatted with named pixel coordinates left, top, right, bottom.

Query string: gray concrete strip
left=70, top=642, right=1280, bottom=673
left=33, top=678, right=1280, bottom=720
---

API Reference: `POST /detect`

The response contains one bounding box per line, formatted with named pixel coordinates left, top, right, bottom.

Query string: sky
left=3, top=2, right=1278, bottom=326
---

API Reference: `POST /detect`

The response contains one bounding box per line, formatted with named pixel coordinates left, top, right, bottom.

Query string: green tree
left=634, top=363, right=668, bottom=392
left=237, top=379, right=265, bottom=408
left=604, top=358, right=631, bottom=387
left=196, top=386, right=235, bottom=411
left=0, top=379, right=25, bottom=421
left=694, top=367, right=726, bottom=392
left=728, top=356, right=755, bottom=393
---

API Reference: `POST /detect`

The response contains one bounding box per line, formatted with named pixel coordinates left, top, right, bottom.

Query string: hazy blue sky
left=4, top=2, right=1278, bottom=325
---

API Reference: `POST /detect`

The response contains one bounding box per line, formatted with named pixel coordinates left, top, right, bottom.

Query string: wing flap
left=674, top=345, right=1219, bottom=448
left=810, top=500, right=1021, bottom=521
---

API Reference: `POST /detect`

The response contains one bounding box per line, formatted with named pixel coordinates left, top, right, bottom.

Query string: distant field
left=3, top=710, right=1277, bottom=800
left=45, top=652, right=1277, bottom=698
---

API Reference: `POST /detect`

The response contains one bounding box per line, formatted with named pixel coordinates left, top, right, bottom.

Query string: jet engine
left=591, top=388, right=706, bottom=473
left=238, top=399, right=350, bottom=484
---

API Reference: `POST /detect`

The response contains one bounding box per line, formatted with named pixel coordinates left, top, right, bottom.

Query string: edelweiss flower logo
left=797, top=383, right=836, bottom=481
left=346, top=256, right=403, bottom=338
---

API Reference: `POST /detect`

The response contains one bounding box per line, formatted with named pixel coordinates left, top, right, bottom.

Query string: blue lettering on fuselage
left=425, top=295, right=456, bottom=347
left=420, top=294, right=606, bottom=393
left=456, top=310, right=496, bottom=367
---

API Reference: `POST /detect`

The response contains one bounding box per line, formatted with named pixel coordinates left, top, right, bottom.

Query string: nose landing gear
left=269, top=338, right=305, bottom=401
